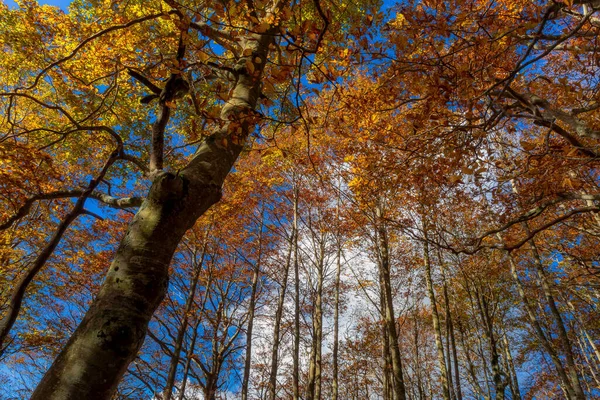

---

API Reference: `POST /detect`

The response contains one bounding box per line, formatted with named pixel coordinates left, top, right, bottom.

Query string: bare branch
left=0, top=190, right=143, bottom=231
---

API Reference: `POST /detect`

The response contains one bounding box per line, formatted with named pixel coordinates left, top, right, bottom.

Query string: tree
left=3, top=1, right=600, bottom=399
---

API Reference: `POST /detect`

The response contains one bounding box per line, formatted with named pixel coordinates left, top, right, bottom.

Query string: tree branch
left=0, top=190, right=143, bottom=231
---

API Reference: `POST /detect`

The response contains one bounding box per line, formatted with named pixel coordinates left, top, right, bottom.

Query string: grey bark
left=163, top=241, right=207, bottom=400
left=375, top=207, right=407, bottom=400
left=306, top=239, right=324, bottom=400
left=31, top=29, right=275, bottom=400
left=268, top=193, right=296, bottom=400
left=500, top=235, right=583, bottom=400
left=502, top=334, right=522, bottom=400
left=422, top=238, right=451, bottom=400
left=525, top=233, right=585, bottom=399
left=439, top=255, right=462, bottom=400
left=292, top=186, right=301, bottom=400
left=242, top=211, right=265, bottom=400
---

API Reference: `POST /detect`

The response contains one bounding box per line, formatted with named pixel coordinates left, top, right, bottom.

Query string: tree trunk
left=332, top=191, right=343, bottom=400
left=502, top=334, right=522, bottom=400
left=177, top=317, right=201, bottom=400
left=292, top=185, right=301, bottom=400
left=526, top=234, right=585, bottom=400
left=32, top=30, right=275, bottom=400
left=178, top=268, right=212, bottom=400
left=332, top=241, right=342, bottom=400
left=472, top=284, right=506, bottom=400
left=242, top=210, right=265, bottom=400
left=439, top=255, right=462, bottom=400
left=376, top=207, right=406, bottom=400
left=268, top=201, right=295, bottom=400
left=502, top=246, right=580, bottom=399
left=306, top=241, right=324, bottom=400
left=163, top=240, right=208, bottom=400
left=422, top=239, right=451, bottom=400
left=413, top=310, right=424, bottom=400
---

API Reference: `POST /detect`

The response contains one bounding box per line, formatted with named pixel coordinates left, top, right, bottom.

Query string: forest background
left=1, top=0, right=600, bottom=399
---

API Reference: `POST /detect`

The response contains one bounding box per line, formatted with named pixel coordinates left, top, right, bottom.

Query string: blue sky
left=4, top=0, right=71, bottom=10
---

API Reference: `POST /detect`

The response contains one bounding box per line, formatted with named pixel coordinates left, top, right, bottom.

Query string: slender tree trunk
left=509, top=182, right=585, bottom=399
left=566, top=300, right=600, bottom=365
left=502, top=246, right=580, bottom=399
left=292, top=186, right=301, bottom=400
left=472, top=285, right=506, bottom=400
left=376, top=207, right=406, bottom=400
left=457, top=318, right=485, bottom=399
left=307, top=242, right=324, bottom=400
left=268, top=204, right=295, bottom=400
left=526, top=234, right=585, bottom=399
left=439, top=256, right=462, bottom=400
left=31, top=30, right=275, bottom=400
left=574, top=328, right=600, bottom=387
left=177, top=317, right=201, bottom=400
left=381, top=279, right=393, bottom=400
left=178, top=269, right=212, bottom=400
left=242, top=210, right=265, bottom=400
left=332, top=218, right=342, bottom=400
left=413, top=308, right=424, bottom=400
left=422, top=238, right=451, bottom=400
left=502, top=334, right=522, bottom=400
left=162, top=242, right=207, bottom=400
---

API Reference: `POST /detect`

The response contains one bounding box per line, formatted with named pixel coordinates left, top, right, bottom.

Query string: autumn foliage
left=1, top=0, right=600, bottom=399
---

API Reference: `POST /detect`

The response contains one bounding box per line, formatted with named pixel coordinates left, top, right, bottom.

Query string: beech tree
left=2, top=0, right=600, bottom=399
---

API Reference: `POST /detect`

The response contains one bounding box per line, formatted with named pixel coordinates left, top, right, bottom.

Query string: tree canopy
left=1, top=0, right=600, bottom=399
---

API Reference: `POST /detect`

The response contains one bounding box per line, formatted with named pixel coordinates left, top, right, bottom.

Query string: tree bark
left=502, top=245, right=581, bottom=400
left=472, top=284, right=507, bottom=400
left=292, top=186, right=301, bottom=400
left=163, top=240, right=207, bottom=400
left=332, top=235, right=342, bottom=400
left=439, top=255, right=462, bottom=400
left=502, top=333, right=522, bottom=400
left=525, top=233, right=585, bottom=400
left=31, top=29, right=275, bottom=400
left=422, top=238, right=451, bottom=400
left=268, top=202, right=295, bottom=400
left=332, top=188, right=343, bottom=400
left=376, top=207, right=406, bottom=400
left=242, top=210, right=265, bottom=400
left=306, top=240, right=324, bottom=400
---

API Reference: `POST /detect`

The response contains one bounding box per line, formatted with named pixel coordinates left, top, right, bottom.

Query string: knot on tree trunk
left=149, top=172, right=187, bottom=204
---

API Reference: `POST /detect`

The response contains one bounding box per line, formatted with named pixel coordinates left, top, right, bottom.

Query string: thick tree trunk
left=32, top=30, right=274, bottom=400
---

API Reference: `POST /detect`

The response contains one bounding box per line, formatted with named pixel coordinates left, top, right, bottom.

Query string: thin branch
left=0, top=190, right=142, bottom=231
left=22, top=12, right=171, bottom=91
left=0, top=148, right=121, bottom=353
